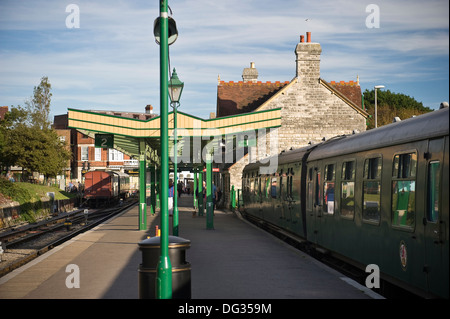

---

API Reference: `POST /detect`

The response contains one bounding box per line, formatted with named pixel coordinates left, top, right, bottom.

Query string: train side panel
left=243, top=161, right=307, bottom=239
left=84, top=171, right=131, bottom=206
left=306, top=136, right=448, bottom=298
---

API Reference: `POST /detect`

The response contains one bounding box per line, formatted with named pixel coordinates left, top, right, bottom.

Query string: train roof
left=243, top=144, right=314, bottom=173
left=112, top=171, right=130, bottom=177
left=308, top=107, right=449, bottom=161
left=243, top=107, right=448, bottom=173
left=84, top=170, right=113, bottom=176
left=84, top=170, right=129, bottom=177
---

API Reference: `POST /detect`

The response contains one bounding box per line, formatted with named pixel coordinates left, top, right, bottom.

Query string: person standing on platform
left=216, top=187, right=222, bottom=209
left=169, top=179, right=174, bottom=216
left=177, top=180, right=183, bottom=198
left=202, top=180, right=206, bottom=206
left=212, top=182, right=217, bottom=212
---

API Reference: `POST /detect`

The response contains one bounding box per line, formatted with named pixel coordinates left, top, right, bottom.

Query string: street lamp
left=169, top=68, right=184, bottom=236
left=168, top=69, right=184, bottom=103
left=374, top=85, right=385, bottom=128
left=153, top=0, right=179, bottom=299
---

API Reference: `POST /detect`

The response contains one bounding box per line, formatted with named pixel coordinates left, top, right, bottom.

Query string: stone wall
left=263, top=79, right=367, bottom=153
left=223, top=37, right=368, bottom=208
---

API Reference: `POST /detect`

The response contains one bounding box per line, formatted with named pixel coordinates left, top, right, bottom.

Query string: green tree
left=0, top=106, right=29, bottom=171
left=0, top=77, right=71, bottom=180
left=25, top=76, right=52, bottom=130
left=363, top=89, right=433, bottom=129
left=10, top=127, right=70, bottom=180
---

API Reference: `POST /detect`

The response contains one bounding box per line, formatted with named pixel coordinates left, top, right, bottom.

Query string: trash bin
left=138, top=235, right=191, bottom=299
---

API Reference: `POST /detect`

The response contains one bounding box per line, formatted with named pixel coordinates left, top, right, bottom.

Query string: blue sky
left=0, top=0, right=448, bottom=120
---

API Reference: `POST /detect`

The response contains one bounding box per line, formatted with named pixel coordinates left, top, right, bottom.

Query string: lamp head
left=153, top=16, right=178, bottom=45
left=168, top=68, right=184, bottom=103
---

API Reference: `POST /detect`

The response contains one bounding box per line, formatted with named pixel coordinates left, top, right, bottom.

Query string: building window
left=341, top=160, right=355, bottom=219
left=108, top=149, right=124, bottom=161
left=392, top=152, right=417, bottom=229
left=363, top=156, right=382, bottom=223
left=95, top=148, right=102, bottom=161
left=81, top=146, right=89, bottom=161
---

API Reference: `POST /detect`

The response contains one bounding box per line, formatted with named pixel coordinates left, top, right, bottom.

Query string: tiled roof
left=216, top=79, right=365, bottom=118
left=326, top=80, right=362, bottom=109
left=217, top=81, right=290, bottom=117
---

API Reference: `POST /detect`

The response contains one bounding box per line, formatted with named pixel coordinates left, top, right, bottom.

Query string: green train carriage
left=242, top=107, right=448, bottom=298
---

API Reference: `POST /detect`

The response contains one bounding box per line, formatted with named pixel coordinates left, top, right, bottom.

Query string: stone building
left=216, top=32, right=369, bottom=206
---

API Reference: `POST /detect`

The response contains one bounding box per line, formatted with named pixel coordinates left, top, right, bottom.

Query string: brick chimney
left=242, top=62, right=258, bottom=83
left=295, top=32, right=322, bottom=87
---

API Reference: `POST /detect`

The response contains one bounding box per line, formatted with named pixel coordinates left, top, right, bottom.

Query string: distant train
left=83, top=170, right=131, bottom=207
left=242, top=107, right=448, bottom=298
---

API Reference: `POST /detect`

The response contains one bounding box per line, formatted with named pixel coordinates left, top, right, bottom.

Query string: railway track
left=0, top=200, right=137, bottom=277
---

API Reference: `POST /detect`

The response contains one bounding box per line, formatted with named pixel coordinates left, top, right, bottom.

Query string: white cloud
left=0, top=0, right=448, bottom=117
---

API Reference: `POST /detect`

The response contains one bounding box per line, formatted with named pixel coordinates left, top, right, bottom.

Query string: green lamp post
left=153, top=0, right=178, bottom=299
left=169, top=68, right=184, bottom=236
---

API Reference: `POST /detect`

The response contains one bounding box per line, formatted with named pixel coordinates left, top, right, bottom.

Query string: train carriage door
left=424, top=137, right=448, bottom=298
left=285, top=167, right=295, bottom=231
left=306, top=165, right=321, bottom=242
left=279, top=169, right=288, bottom=228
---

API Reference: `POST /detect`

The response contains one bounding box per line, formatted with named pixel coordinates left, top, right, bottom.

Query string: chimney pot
left=242, top=62, right=258, bottom=83
left=306, top=32, right=311, bottom=43
left=300, top=35, right=305, bottom=43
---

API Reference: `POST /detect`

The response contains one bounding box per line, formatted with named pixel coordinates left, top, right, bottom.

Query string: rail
left=0, top=200, right=137, bottom=278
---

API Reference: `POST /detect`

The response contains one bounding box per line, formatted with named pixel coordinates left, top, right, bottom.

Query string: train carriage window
left=280, top=174, right=284, bottom=199
left=265, top=177, right=271, bottom=198
left=258, top=177, right=262, bottom=197
left=287, top=169, right=293, bottom=200
left=363, top=156, right=382, bottom=223
left=271, top=177, right=277, bottom=198
left=323, top=164, right=335, bottom=214
left=307, top=168, right=313, bottom=210
left=391, top=152, right=417, bottom=229
left=393, top=152, right=417, bottom=178
left=427, top=161, right=440, bottom=223
left=315, top=169, right=322, bottom=208
left=341, top=161, right=356, bottom=219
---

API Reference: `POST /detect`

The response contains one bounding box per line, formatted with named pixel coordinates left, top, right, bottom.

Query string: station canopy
left=68, top=107, right=281, bottom=168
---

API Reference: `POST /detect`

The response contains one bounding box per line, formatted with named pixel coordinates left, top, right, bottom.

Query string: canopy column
left=206, top=154, right=214, bottom=230
left=197, top=167, right=204, bottom=216
left=150, top=164, right=156, bottom=215
left=193, top=169, right=198, bottom=210
left=139, top=140, right=147, bottom=230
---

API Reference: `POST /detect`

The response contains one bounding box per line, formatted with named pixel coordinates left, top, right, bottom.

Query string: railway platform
left=0, top=195, right=382, bottom=299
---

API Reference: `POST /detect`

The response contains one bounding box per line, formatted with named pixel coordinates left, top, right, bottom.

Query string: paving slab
left=0, top=195, right=380, bottom=299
